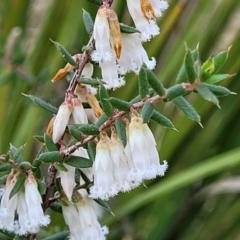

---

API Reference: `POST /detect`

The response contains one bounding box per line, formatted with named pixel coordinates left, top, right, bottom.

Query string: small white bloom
left=71, top=97, right=88, bottom=124
left=90, top=132, right=118, bottom=200
left=128, top=112, right=168, bottom=181
left=52, top=98, right=72, bottom=143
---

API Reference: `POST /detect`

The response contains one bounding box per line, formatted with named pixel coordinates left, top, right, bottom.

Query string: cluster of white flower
left=0, top=170, right=50, bottom=235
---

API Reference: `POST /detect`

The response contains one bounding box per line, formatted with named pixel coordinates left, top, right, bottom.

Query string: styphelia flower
left=23, top=171, right=50, bottom=230
left=90, top=132, right=118, bottom=200
left=72, top=97, right=88, bottom=124
left=126, top=0, right=169, bottom=41
left=128, top=111, right=168, bottom=181
left=0, top=170, right=19, bottom=232
left=62, top=193, right=108, bottom=240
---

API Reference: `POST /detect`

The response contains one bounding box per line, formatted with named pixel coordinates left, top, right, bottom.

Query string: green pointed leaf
left=165, top=84, right=186, bottom=101
left=44, top=133, right=58, bottom=151
left=36, top=179, right=47, bottom=195
left=203, top=83, right=235, bottom=97
left=213, top=46, right=231, bottom=73
left=145, top=69, right=165, bottom=96
left=80, top=169, right=91, bottom=183
left=173, top=96, right=201, bottom=124
left=176, top=64, right=188, bottom=83
left=120, top=24, right=140, bottom=34
left=9, top=173, right=26, bottom=199
left=87, top=142, right=96, bottom=161
left=205, top=73, right=235, bottom=84
left=22, top=94, right=58, bottom=114
left=130, top=95, right=142, bottom=104
left=39, top=151, right=62, bottom=163
left=18, top=161, right=33, bottom=171
left=196, top=84, right=219, bottom=107
left=94, top=198, right=114, bottom=214
left=68, top=125, right=82, bottom=141
left=141, top=101, right=154, bottom=123
left=34, top=135, right=45, bottom=143
left=99, top=84, right=113, bottom=117
left=95, top=113, right=108, bottom=128
left=82, top=9, right=94, bottom=34
left=9, top=144, right=25, bottom=162
left=151, top=110, right=176, bottom=129
left=138, top=68, right=149, bottom=99
left=77, top=124, right=99, bottom=135
left=87, top=0, right=102, bottom=5
left=75, top=168, right=81, bottom=185
left=0, top=163, right=12, bottom=172
left=55, top=163, right=68, bottom=172
left=65, top=156, right=93, bottom=168
left=201, top=57, right=214, bottom=77
left=108, top=97, right=131, bottom=111
left=78, top=78, right=100, bottom=86
left=50, top=39, right=77, bottom=67
left=185, top=47, right=197, bottom=83
left=50, top=201, right=63, bottom=214
left=115, top=118, right=127, bottom=147
left=32, top=159, right=42, bottom=168
left=42, top=231, right=70, bottom=240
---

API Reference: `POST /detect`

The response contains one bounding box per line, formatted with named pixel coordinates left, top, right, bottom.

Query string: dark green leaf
left=138, top=68, right=149, bottom=99
left=176, top=64, right=188, bottom=83
left=80, top=169, right=91, bottom=184
left=141, top=101, right=154, bottom=123
left=78, top=78, right=100, bottom=86
left=129, top=95, right=142, bottom=104
left=34, top=168, right=42, bottom=179
left=55, top=163, right=68, bottom=172
left=173, top=96, right=201, bottom=125
left=213, top=46, right=231, bottom=73
left=204, top=83, right=236, bottom=97
left=22, top=94, right=58, bottom=114
left=36, top=179, right=47, bottom=195
left=205, top=74, right=235, bottom=84
left=151, top=110, right=176, bottom=129
left=109, top=97, right=131, bottom=111
left=196, top=84, right=219, bottom=107
left=120, top=24, right=140, bottom=34
left=82, top=9, right=94, bottom=34
left=39, top=151, right=62, bottom=163
left=44, top=133, right=58, bottom=151
left=9, top=173, right=26, bottom=199
left=0, top=163, right=12, bottom=172
left=145, top=69, right=165, bottom=96
left=115, top=118, right=127, bottom=147
left=42, top=231, right=69, bottom=240
left=77, top=124, right=99, bottom=135
left=94, top=199, right=114, bottom=215
left=95, top=113, right=108, bottom=128
left=99, top=84, right=113, bottom=116
left=32, top=159, right=42, bottom=168
left=50, top=39, right=77, bottom=67
left=75, top=168, right=81, bottom=185
left=87, top=0, right=102, bottom=5
left=50, top=201, right=63, bottom=214
left=34, top=135, right=45, bottom=143
left=18, top=161, right=33, bottom=171
left=165, top=84, right=186, bottom=101
left=9, top=144, right=25, bottom=162
left=68, top=125, right=82, bottom=141
left=65, top=156, right=93, bottom=168
left=185, top=48, right=197, bottom=83
left=87, top=142, right=96, bottom=161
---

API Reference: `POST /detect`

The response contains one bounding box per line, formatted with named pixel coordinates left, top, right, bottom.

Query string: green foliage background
left=1, top=0, right=240, bottom=239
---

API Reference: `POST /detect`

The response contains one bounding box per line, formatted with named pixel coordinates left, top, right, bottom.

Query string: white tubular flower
left=71, top=97, right=88, bottom=124
left=117, top=32, right=156, bottom=74
left=90, top=132, right=118, bottom=200
left=59, top=163, right=76, bottom=201
left=72, top=147, right=93, bottom=181
left=110, top=131, right=134, bottom=192
left=128, top=112, right=168, bottom=181
left=62, top=194, right=108, bottom=240
left=52, top=97, right=72, bottom=143
left=24, top=171, right=50, bottom=230
left=0, top=170, right=19, bottom=232
left=126, top=0, right=168, bottom=41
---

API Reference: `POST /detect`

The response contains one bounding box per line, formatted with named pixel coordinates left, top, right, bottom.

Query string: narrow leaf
left=77, top=124, right=99, bottom=135
left=9, top=144, right=25, bottom=162
left=145, top=69, right=165, bottom=96
left=95, top=113, right=108, bottom=128
left=165, top=84, right=186, bottom=101
left=185, top=48, right=197, bottom=83
left=9, top=173, right=26, bottom=199
left=120, top=24, right=140, bottom=34
left=94, top=199, right=114, bottom=215
left=34, top=135, right=45, bottom=143
left=99, top=84, right=113, bottom=116
left=82, top=9, right=94, bottom=34
left=50, top=202, right=63, bottom=214
left=151, top=110, right=176, bottom=129
left=176, top=64, right=188, bottom=83
left=130, top=95, right=141, bottom=104
left=37, top=179, right=47, bottom=195
left=42, top=231, right=70, bottom=240
left=138, top=68, right=149, bottom=99
left=68, top=125, right=82, bottom=141
left=173, top=96, right=201, bottom=125
left=50, top=40, right=77, bottom=67
left=204, top=83, right=236, bottom=97
left=32, top=159, right=42, bottom=168
left=39, top=151, right=62, bottom=163
left=87, top=142, right=96, bottom=161
left=109, top=97, right=131, bottom=111
left=55, top=163, right=68, bottom=172
left=205, top=73, right=235, bottom=84
left=65, top=156, right=93, bottom=168
left=115, top=118, right=127, bottom=147
left=23, top=94, right=58, bottom=114
left=213, top=46, right=231, bottom=73
left=0, top=163, right=12, bottom=172
left=44, top=133, right=58, bottom=151
left=196, top=84, right=219, bottom=107
left=78, top=78, right=100, bottom=86
left=141, top=101, right=154, bottom=123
